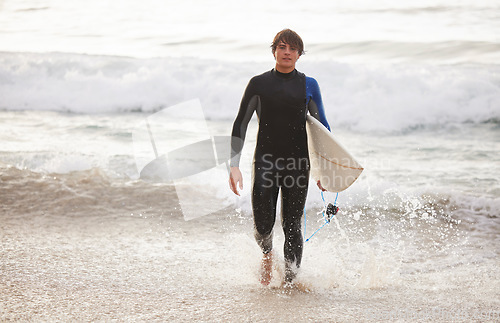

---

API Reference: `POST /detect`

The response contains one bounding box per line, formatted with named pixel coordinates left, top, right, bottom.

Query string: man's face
left=274, top=41, right=300, bottom=72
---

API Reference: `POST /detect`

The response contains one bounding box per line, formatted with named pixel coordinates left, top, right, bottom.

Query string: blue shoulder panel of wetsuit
left=306, top=76, right=331, bottom=131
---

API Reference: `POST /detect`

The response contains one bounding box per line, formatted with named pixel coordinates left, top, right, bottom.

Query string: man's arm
left=306, top=76, right=330, bottom=131
left=229, top=78, right=260, bottom=195
left=230, top=78, right=260, bottom=167
left=306, top=76, right=329, bottom=192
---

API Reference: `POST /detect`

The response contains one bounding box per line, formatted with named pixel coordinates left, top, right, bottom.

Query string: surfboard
left=306, top=115, right=363, bottom=192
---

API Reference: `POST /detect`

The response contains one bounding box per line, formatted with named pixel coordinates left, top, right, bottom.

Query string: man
left=229, top=29, right=330, bottom=286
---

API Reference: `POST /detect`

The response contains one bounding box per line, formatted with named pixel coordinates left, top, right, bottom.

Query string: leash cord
left=304, top=191, right=339, bottom=242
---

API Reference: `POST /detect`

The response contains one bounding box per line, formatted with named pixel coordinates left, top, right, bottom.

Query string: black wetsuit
left=231, top=68, right=330, bottom=279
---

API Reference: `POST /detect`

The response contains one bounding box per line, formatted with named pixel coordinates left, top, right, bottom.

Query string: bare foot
left=259, top=251, right=273, bottom=286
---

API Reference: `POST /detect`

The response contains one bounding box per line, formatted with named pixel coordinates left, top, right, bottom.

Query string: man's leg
left=280, top=168, right=309, bottom=283
left=252, top=163, right=279, bottom=284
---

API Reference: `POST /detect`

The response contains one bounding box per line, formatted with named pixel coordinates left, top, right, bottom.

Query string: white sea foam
left=1, top=52, right=499, bottom=133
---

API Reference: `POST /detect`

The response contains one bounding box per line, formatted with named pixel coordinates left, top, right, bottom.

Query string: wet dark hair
left=271, top=29, right=305, bottom=56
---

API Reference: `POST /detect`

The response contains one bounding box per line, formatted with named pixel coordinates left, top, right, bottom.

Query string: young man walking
left=229, top=29, right=330, bottom=286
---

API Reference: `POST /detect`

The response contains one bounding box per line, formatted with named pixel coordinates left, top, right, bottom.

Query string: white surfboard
left=306, top=115, right=363, bottom=192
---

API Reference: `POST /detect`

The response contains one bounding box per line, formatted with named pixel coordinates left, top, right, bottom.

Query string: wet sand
left=2, top=209, right=499, bottom=322
left=1, top=167, right=499, bottom=322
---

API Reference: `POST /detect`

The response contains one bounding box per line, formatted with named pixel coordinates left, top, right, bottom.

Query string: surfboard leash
left=304, top=191, right=339, bottom=242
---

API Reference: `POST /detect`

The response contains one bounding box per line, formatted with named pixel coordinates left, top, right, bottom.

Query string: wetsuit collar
left=272, top=68, right=297, bottom=80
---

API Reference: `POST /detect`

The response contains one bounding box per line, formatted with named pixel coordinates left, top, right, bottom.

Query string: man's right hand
left=229, top=167, right=243, bottom=196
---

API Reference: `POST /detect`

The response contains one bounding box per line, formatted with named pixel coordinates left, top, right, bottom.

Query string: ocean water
left=1, top=0, right=500, bottom=321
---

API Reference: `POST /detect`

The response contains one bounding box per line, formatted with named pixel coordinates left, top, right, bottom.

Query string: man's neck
left=275, top=65, right=295, bottom=74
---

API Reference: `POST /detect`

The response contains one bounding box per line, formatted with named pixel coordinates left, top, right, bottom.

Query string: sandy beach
left=1, top=167, right=499, bottom=322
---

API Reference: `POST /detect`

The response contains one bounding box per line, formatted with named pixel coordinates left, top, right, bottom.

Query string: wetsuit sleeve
left=230, top=78, right=260, bottom=167
left=306, top=77, right=331, bottom=131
